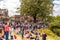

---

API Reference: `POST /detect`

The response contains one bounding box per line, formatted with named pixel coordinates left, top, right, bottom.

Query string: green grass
left=38, top=28, right=60, bottom=40
left=15, top=28, right=60, bottom=40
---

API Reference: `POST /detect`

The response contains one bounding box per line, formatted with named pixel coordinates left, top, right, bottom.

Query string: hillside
left=15, top=28, right=60, bottom=40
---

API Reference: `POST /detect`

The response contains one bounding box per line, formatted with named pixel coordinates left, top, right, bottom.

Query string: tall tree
left=19, top=0, right=54, bottom=23
left=49, top=16, right=60, bottom=36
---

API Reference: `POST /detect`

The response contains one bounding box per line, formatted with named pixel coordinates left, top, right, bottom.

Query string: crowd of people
left=0, top=16, right=47, bottom=40
left=0, top=17, right=47, bottom=40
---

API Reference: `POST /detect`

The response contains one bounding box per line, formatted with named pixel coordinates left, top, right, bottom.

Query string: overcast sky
left=0, top=0, right=20, bottom=17
left=0, top=0, right=60, bottom=16
left=53, top=0, right=60, bottom=16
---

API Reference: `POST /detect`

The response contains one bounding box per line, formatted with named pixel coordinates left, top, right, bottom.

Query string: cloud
left=0, top=0, right=3, bottom=1
left=53, top=1, right=60, bottom=4
left=0, top=0, right=20, bottom=16
left=53, top=0, right=60, bottom=16
left=0, top=0, right=60, bottom=16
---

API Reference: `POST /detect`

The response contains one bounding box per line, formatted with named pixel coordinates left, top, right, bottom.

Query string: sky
left=0, top=0, right=20, bottom=17
left=0, top=0, right=60, bottom=16
left=53, top=0, right=60, bottom=16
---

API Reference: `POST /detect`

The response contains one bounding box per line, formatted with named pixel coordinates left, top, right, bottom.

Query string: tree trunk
left=33, top=14, right=37, bottom=23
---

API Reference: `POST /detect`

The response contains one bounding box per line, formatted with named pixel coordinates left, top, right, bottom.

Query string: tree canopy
left=19, top=0, right=53, bottom=23
left=49, top=16, right=60, bottom=36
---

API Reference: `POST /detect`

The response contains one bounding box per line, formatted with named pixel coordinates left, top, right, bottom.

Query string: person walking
left=5, top=23, right=9, bottom=40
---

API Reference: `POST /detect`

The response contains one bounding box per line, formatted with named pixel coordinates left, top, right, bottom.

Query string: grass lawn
left=38, top=28, right=60, bottom=40
left=15, top=28, right=60, bottom=40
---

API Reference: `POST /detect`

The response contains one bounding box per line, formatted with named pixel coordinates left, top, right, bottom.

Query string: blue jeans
left=35, top=37, right=39, bottom=40
left=5, top=31, right=9, bottom=40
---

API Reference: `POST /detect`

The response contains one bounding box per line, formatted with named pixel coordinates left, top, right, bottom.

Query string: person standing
left=35, top=30, right=40, bottom=40
left=35, top=36, right=39, bottom=40
left=5, top=23, right=9, bottom=40
left=10, top=26, right=14, bottom=40
left=42, top=32, right=47, bottom=40
left=0, top=22, right=4, bottom=40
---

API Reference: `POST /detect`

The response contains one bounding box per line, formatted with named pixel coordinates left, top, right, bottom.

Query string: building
left=0, top=8, right=9, bottom=21
left=10, top=15, right=20, bottom=21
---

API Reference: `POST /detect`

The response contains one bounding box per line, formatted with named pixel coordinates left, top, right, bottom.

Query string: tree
left=49, top=16, right=60, bottom=36
left=19, top=0, right=54, bottom=23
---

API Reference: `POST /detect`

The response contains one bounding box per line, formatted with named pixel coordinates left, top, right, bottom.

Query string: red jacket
left=5, top=25, right=9, bottom=32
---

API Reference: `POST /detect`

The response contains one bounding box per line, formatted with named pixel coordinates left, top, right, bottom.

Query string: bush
left=50, top=26, right=60, bottom=36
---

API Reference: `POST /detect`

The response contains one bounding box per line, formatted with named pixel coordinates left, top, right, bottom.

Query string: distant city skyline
left=0, top=0, right=60, bottom=16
